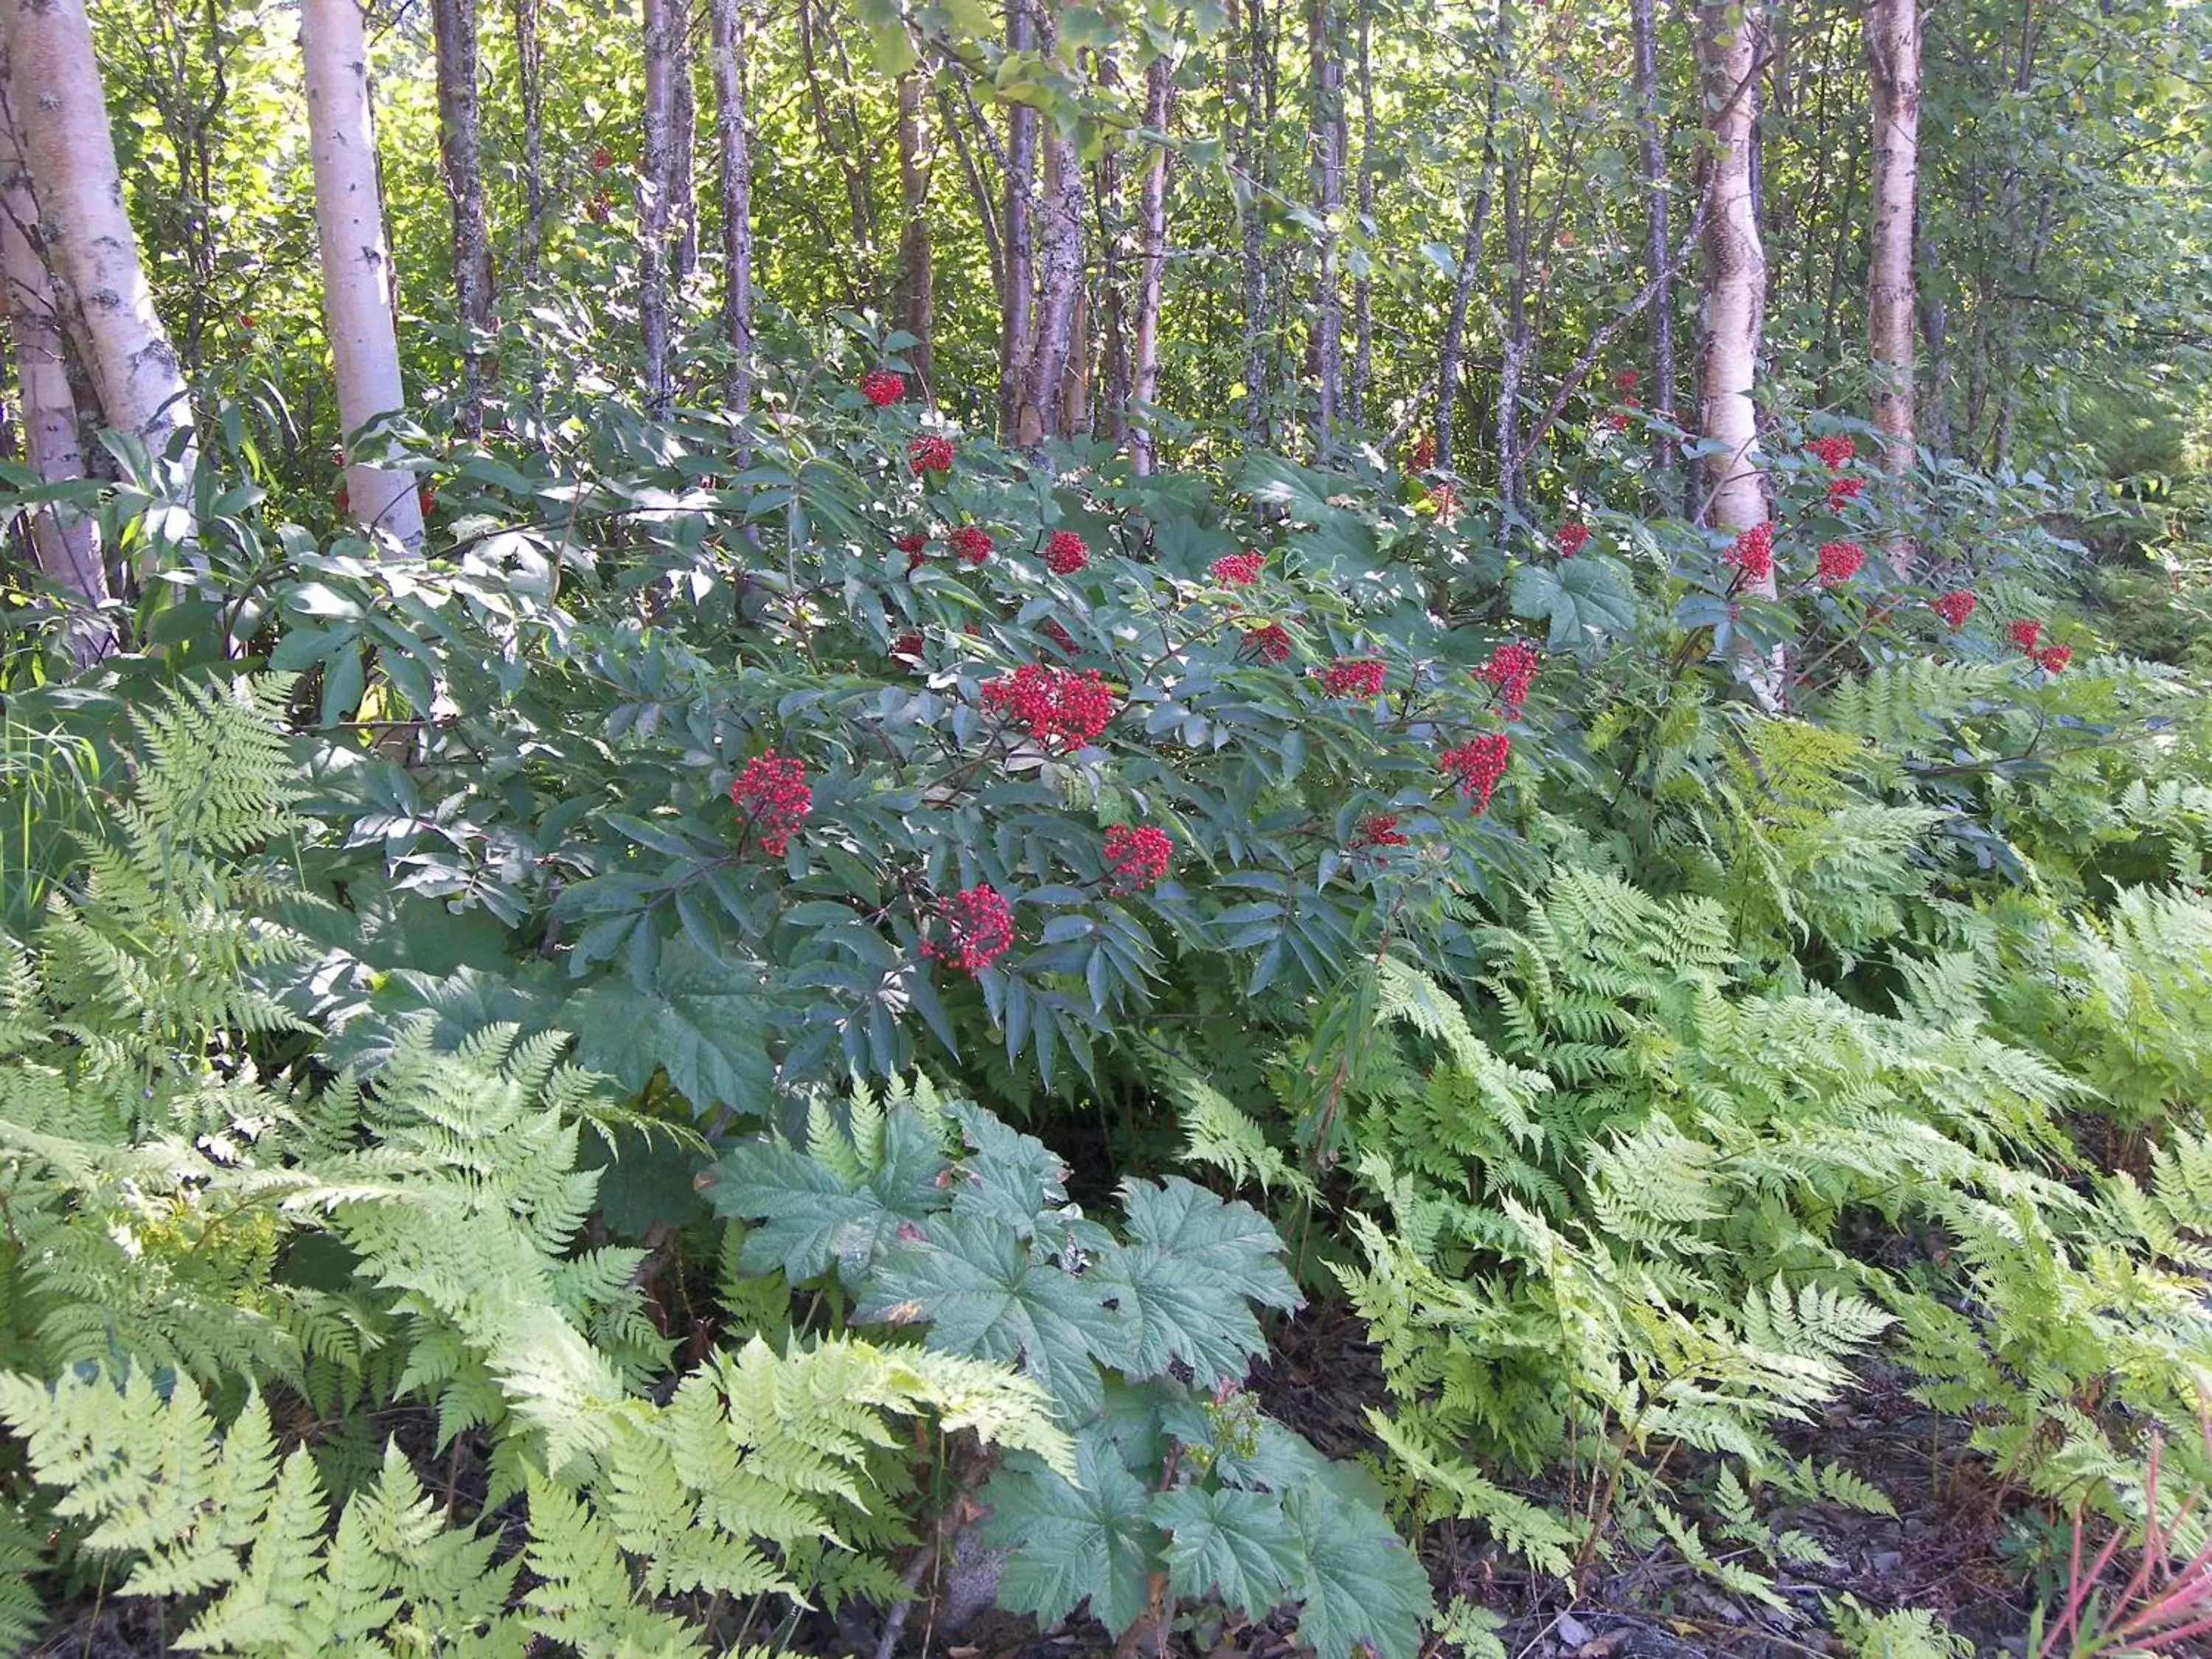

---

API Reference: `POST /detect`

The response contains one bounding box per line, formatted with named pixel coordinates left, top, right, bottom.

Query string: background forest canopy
left=7, top=0, right=2212, bottom=1658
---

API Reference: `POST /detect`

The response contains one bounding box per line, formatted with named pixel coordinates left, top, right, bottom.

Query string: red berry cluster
left=590, top=146, right=613, bottom=173
left=1806, top=434, right=1855, bottom=470
left=2008, top=619, right=2044, bottom=653
left=949, top=525, right=992, bottom=566
left=1476, top=640, right=1541, bottom=716
left=890, top=631, right=923, bottom=661
left=894, top=532, right=930, bottom=554
left=730, top=749, right=813, bottom=857
left=922, top=883, right=1015, bottom=975
left=1815, top=540, right=1865, bottom=585
left=1557, top=522, right=1590, bottom=558
left=1931, top=590, right=1976, bottom=629
left=1439, top=733, right=1512, bottom=814
left=910, top=434, right=954, bottom=473
left=1102, top=824, right=1172, bottom=894
left=1615, top=369, right=1640, bottom=393
left=1244, top=623, right=1293, bottom=664
left=2036, top=644, right=2073, bottom=674
left=1046, top=530, right=1089, bottom=574
left=1409, top=434, right=1438, bottom=472
left=1211, top=552, right=1266, bottom=585
left=1826, top=475, right=1865, bottom=512
left=860, top=369, right=905, bottom=407
left=1725, top=523, right=1775, bottom=584
left=1318, top=656, right=1386, bottom=698
left=981, top=664, right=1117, bottom=752
left=1355, top=813, right=1410, bottom=848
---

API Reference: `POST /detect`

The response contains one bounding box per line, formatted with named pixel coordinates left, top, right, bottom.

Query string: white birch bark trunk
left=301, top=0, right=423, bottom=551
left=0, top=0, right=192, bottom=460
left=0, top=53, right=108, bottom=661
left=1867, top=0, right=1920, bottom=576
left=1696, top=0, right=1779, bottom=700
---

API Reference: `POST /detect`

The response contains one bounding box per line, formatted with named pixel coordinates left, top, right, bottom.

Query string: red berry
left=948, top=525, right=992, bottom=566
left=922, top=883, right=1015, bottom=975
left=729, top=748, right=813, bottom=857
left=2008, top=619, right=2044, bottom=654
left=1931, top=590, right=1976, bottom=629
left=981, top=664, right=1117, bottom=752
left=1806, top=434, right=1856, bottom=471
left=910, top=434, right=955, bottom=473
left=1355, top=813, right=1410, bottom=848
left=1046, top=530, right=1088, bottom=574
left=586, top=190, right=612, bottom=223
left=238, top=313, right=257, bottom=330
left=591, top=146, right=613, bottom=173
left=2035, top=644, right=2072, bottom=674
left=1815, top=540, right=1865, bottom=585
left=1408, top=434, right=1437, bottom=473
left=1557, top=522, right=1590, bottom=558
left=1826, top=475, right=1865, bottom=512
left=1102, top=824, right=1172, bottom=894
left=1243, top=622, right=1293, bottom=663
left=1475, top=640, right=1540, bottom=716
left=1211, top=552, right=1265, bottom=585
left=1725, top=523, right=1775, bottom=584
left=1438, top=733, right=1512, bottom=814
left=860, top=369, right=905, bottom=407
left=1318, top=656, right=1386, bottom=698
left=417, top=484, right=437, bottom=518
left=894, top=532, right=930, bottom=554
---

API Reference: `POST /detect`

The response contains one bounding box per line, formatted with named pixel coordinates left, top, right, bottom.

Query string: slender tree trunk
left=940, top=78, right=1003, bottom=301
left=1129, top=54, right=1171, bottom=475
left=1630, top=0, right=1679, bottom=504
left=1307, top=0, right=1346, bottom=461
left=1865, top=0, right=1919, bottom=574
left=1434, top=1, right=1506, bottom=471
left=1696, top=0, right=1776, bottom=696
left=999, top=0, right=1039, bottom=437
left=707, top=0, right=751, bottom=422
left=0, top=0, right=192, bottom=461
left=672, top=22, right=698, bottom=279
left=431, top=0, right=494, bottom=436
left=0, top=58, right=107, bottom=658
left=1495, top=139, right=1529, bottom=507
left=512, top=0, right=543, bottom=280
left=1235, top=0, right=1271, bottom=444
left=1916, top=215, right=1951, bottom=457
left=1349, top=0, right=1374, bottom=426
left=639, top=0, right=678, bottom=417
left=798, top=0, right=872, bottom=274
left=299, top=0, right=422, bottom=550
left=1020, top=15, right=1085, bottom=448
left=894, top=70, right=933, bottom=392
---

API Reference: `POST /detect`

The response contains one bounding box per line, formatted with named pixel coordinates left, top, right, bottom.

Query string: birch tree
left=0, top=54, right=107, bottom=659
left=300, top=0, right=423, bottom=550
left=0, top=0, right=192, bottom=459
left=1866, top=0, right=1920, bottom=573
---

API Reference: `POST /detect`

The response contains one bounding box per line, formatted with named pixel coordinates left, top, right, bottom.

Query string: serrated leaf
left=855, top=1215, right=1135, bottom=1417
left=1509, top=555, right=1638, bottom=652
left=1120, top=1179, right=1301, bottom=1310
left=1152, top=1486, right=1301, bottom=1619
left=568, top=934, right=771, bottom=1116
left=945, top=1099, right=1069, bottom=1239
left=981, top=1432, right=1158, bottom=1632
left=706, top=1110, right=948, bottom=1284
left=1287, top=1485, right=1433, bottom=1659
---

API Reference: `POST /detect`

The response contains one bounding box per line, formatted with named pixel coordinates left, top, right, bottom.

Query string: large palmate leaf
left=1287, top=1481, right=1434, bottom=1659
left=1509, top=555, right=1638, bottom=654
left=855, top=1214, right=1136, bottom=1417
left=704, top=1107, right=947, bottom=1283
left=1150, top=1485, right=1302, bottom=1620
left=981, top=1433, right=1158, bottom=1633
left=1121, top=1179, right=1302, bottom=1311
left=568, top=936, right=772, bottom=1116
left=1105, top=1179, right=1301, bottom=1381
